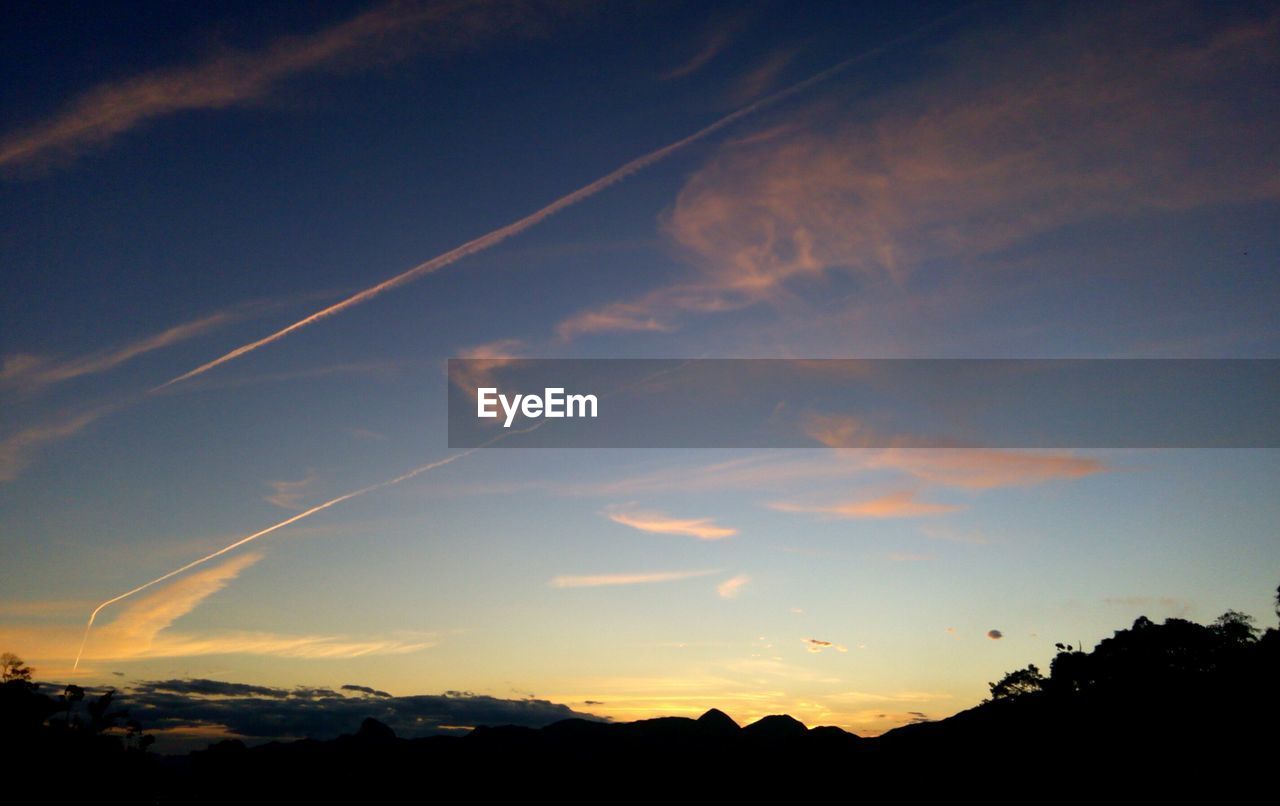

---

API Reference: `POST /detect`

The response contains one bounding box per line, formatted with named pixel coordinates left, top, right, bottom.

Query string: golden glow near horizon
left=3, top=0, right=1278, bottom=742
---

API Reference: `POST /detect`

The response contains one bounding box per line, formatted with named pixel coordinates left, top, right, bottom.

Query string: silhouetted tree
left=1212, top=610, right=1258, bottom=644
left=0, top=652, right=32, bottom=684
left=988, top=663, right=1045, bottom=700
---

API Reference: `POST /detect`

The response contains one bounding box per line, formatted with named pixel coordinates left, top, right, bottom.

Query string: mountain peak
left=742, top=714, right=808, bottom=738
left=697, top=708, right=740, bottom=733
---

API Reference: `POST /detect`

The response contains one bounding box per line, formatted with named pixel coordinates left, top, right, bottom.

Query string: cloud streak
left=264, top=471, right=318, bottom=510
left=73, top=437, right=506, bottom=668
left=62, top=552, right=433, bottom=665
left=549, top=569, right=720, bottom=588
left=153, top=6, right=975, bottom=389
left=606, top=507, right=737, bottom=540
left=0, top=0, right=577, bottom=171
left=770, top=490, right=960, bottom=520
left=0, top=405, right=116, bottom=482
left=559, top=4, right=1280, bottom=337
left=0, top=307, right=242, bottom=394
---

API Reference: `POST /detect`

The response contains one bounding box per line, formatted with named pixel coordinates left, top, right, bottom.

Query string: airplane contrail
left=74, top=6, right=978, bottom=667
left=76, top=354, right=685, bottom=666
left=71, top=435, right=513, bottom=669
left=154, top=5, right=974, bottom=391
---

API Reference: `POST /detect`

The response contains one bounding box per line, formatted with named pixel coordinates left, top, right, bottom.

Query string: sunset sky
left=2, top=0, right=1278, bottom=742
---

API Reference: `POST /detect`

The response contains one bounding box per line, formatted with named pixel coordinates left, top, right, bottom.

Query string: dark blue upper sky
left=1, top=0, right=1277, bottom=737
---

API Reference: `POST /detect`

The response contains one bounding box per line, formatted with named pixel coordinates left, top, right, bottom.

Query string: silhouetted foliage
left=1, top=667, right=156, bottom=804
left=1212, top=609, right=1258, bottom=644
left=2, top=584, right=1278, bottom=800
left=0, top=653, right=31, bottom=684
left=987, top=663, right=1045, bottom=700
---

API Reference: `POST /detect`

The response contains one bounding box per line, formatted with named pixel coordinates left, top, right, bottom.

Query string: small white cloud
left=717, top=574, right=751, bottom=599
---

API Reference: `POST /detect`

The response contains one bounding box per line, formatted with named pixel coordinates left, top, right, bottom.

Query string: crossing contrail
left=71, top=435, right=514, bottom=669
left=154, top=5, right=974, bottom=391
left=74, top=5, right=978, bottom=667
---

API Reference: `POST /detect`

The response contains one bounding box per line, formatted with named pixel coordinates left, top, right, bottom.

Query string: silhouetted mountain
left=354, top=717, right=395, bottom=743
left=4, top=600, right=1278, bottom=801
left=696, top=707, right=739, bottom=734
left=741, top=713, right=808, bottom=738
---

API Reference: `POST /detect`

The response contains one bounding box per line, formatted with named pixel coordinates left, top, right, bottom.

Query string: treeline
left=3, top=588, right=1278, bottom=800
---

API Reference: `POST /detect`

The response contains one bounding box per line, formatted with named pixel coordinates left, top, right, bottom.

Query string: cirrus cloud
left=605, top=507, right=738, bottom=540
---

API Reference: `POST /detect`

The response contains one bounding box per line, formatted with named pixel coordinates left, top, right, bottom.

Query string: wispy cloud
left=448, top=339, right=527, bottom=402
left=0, top=305, right=254, bottom=394
left=730, top=46, right=798, bottom=104
left=90, top=552, right=266, bottom=654
left=154, top=10, right=963, bottom=388
left=659, top=16, right=740, bottom=81
left=717, top=574, right=751, bottom=599
left=557, top=5, right=1280, bottom=338
left=264, top=471, right=318, bottom=510
left=0, top=0, right=578, bottom=172
left=73, top=443, right=494, bottom=668
left=606, top=507, right=737, bottom=540
left=556, top=304, right=680, bottom=340
left=19, top=553, right=434, bottom=668
left=770, top=490, right=960, bottom=520
left=868, top=448, right=1106, bottom=490
left=0, top=405, right=113, bottom=482
left=549, top=569, right=720, bottom=588
left=803, top=638, right=847, bottom=654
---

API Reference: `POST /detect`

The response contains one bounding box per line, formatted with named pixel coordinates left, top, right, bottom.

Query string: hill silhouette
left=4, top=591, right=1278, bottom=801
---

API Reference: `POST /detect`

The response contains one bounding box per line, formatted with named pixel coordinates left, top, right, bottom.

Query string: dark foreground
left=5, top=609, right=1277, bottom=801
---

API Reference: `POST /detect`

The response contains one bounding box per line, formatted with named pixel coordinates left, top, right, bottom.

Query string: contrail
left=154, top=6, right=974, bottom=391
left=75, top=353, right=679, bottom=666
left=74, top=5, right=978, bottom=666
left=71, top=434, right=514, bottom=669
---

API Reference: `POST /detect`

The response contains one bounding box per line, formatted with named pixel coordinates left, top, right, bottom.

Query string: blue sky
left=1, top=0, right=1277, bottom=739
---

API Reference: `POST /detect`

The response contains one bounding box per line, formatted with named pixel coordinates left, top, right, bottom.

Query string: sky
left=1, top=0, right=1278, bottom=745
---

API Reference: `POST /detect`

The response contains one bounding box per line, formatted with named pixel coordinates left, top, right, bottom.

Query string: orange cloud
left=449, top=339, right=527, bottom=405
left=0, top=304, right=260, bottom=395
left=0, top=1, right=581, bottom=172
left=5, top=552, right=434, bottom=670
left=606, top=507, right=738, bottom=540
left=868, top=448, right=1106, bottom=489
left=264, top=471, right=318, bottom=510
left=91, top=553, right=266, bottom=653
left=803, top=413, right=1107, bottom=489
left=771, top=490, right=960, bottom=520
left=557, top=6, right=1280, bottom=336
left=549, top=569, right=720, bottom=588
